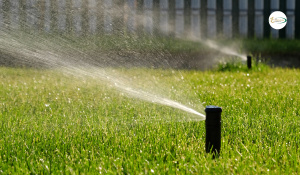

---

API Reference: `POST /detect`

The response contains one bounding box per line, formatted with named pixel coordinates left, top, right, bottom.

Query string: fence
left=0, top=0, right=299, bottom=39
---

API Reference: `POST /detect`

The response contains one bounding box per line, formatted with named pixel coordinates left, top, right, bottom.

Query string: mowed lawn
left=0, top=66, right=300, bottom=174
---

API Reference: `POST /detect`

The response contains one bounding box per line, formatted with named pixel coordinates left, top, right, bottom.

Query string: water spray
left=247, top=55, right=252, bottom=69
left=205, top=105, right=222, bottom=157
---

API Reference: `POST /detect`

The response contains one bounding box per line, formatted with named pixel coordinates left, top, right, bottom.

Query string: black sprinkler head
left=205, top=105, right=222, bottom=158
left=247, top=56, right=252, bottom=69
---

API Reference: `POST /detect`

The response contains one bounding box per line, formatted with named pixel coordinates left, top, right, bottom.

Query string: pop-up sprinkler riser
left=247, top=56, right=252, bottom=69
left=205, top=105, right=222, bottom=157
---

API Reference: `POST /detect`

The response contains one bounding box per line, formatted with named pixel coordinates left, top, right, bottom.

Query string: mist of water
left=84, top=70, right=206, bottom=118
left=0, top=1, right=247, bottom=121
left=0, top=30, right=206, bottom=120
left=204, top=40, right=247, bottom=61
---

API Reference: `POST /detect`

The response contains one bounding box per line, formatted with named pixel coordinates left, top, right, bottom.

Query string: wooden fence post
left=10, top=0, right=20, bottom=29
left=255, top=0, right=264, bottom=38
left=239, top=0, right=248, bottom=37
left=72, top=0, right=82, bottom=35
left=27, top=0, right=38, bottom=29
left=144, top=0, right=153, bottom=34
left=104, top=0, right=112, bottom=33
left=207, top=0, right=216, bottom=38
left=175, top=0, right=184, bottom=37
left=127, top=0, right=136, bottom=33
left=88, top=0, right=97, bottom=34
left=191, top=0, right=200, bottom=39
left=286, top=0, right=295, bottom=39
left=160, top=0, right=169, bottom=35
left=57, top=0, right=66, bottom=32
left=223, top=0, right=232, bottom=38
left=0, top=0, right=3, bottom=28
left=44, top=0, right=51, bottom=32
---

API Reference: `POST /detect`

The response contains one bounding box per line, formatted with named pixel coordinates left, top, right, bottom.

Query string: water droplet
left=151, top=169, right=154, bottom=173
left=45, top=104, right=50, bottom=107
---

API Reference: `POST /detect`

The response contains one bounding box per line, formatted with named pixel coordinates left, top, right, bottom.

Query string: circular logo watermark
left=269, top=11, right=287, bottom=30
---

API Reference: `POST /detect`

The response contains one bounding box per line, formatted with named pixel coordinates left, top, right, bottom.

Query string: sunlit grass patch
left=0, top=66, right=300, bottom=174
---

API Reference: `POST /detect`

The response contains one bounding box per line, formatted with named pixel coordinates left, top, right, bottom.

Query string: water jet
left=205, top=105, right=222, bottom=157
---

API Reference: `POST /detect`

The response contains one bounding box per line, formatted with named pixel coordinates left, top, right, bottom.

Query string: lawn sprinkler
left=205, top=105, right=222, bottom=158
left=247, top=56, right=252, bottom=69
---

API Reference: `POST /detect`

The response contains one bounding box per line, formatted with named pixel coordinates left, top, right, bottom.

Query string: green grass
left=216, top=57, right=270, bottom=72
left=0, top=66, right=300, bottom=174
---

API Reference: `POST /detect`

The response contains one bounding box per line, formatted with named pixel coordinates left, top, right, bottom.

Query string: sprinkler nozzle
left=205, top=105, right=222, bottom=158
left=247, top=56, right=252, bottom=69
